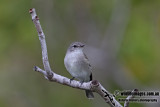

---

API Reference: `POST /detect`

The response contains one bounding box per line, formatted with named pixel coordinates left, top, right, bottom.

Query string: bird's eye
left=73, top=45, right=77, bottom=48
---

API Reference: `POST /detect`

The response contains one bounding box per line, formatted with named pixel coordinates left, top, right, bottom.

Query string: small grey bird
left=64, top=42, right=94, bottom=99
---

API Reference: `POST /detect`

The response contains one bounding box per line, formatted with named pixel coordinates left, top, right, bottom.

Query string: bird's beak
left=81, top=44, right=85, bottom=47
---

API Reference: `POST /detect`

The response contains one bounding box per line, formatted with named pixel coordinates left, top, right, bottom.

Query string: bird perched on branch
left=64, top=42, right=94, bottom=99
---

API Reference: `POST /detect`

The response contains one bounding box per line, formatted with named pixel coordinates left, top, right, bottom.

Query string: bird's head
left=68, top=42, right=85, bottom=52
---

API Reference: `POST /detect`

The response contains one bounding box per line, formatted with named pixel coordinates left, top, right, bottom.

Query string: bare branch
left=124, top=89, right=138, bottom=107
left=29, top=8, right=53, bottom=79
left=34, top=66, right=122, bottom=107
left=29, top=8, right=123, bottom=107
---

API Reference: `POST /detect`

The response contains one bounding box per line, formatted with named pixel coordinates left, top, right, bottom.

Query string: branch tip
left=29, top=8, right=33, bottom=14
left=33, top=66, right=38, bottom=71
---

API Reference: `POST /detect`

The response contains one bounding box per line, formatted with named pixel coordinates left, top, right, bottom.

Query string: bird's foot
left=80, top=81, right=84, bottom=85
left=70, top=77, right=75, bottom=83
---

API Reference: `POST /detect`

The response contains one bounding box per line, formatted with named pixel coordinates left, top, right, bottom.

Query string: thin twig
left=29, top=8, right=123, bottom=107
left=124, top=89, right=138, bottom=107
left=29, top=8, right=53, bottom=79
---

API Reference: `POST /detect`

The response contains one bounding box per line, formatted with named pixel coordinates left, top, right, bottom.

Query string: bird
left=64, top=42, right=94, bottom=99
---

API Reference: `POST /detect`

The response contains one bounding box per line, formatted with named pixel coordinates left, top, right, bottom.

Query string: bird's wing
left=83, top=53, right=93, bottom=80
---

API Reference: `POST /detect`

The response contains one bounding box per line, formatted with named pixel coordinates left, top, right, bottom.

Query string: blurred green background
left=0, top=0, right=160, bottom=107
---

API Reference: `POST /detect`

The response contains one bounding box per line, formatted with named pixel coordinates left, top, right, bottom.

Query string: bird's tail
left=85, top=90, right=94, bottom=99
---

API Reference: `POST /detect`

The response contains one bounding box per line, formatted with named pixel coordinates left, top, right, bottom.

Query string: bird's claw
left=70, top=77, right=75, bottom=83
left=80, top=81, right=84, bottom=85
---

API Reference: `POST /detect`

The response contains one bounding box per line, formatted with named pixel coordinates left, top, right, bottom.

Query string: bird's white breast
left=64, top=50, right=82, bottom=74
left=64, top=50, right=91, bottom=82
